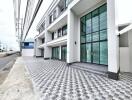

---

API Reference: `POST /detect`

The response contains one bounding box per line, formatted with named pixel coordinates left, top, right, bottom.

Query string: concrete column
left=67, top=9, right=80, bottom=63
left=35, top=39, right=41, bottom=57
left=107, top=0, right=119, bottom=80
left=34, top=39, right=36, bottom=56
left=59, top=46, right=61, bottom=60
left=44, top=30, right=52, bottom=59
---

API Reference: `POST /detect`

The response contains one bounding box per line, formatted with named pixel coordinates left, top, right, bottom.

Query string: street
left=0, top=54, right=18, bottom=70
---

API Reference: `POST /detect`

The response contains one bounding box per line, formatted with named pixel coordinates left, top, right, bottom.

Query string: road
left=0, top=54, right=19, bottom=70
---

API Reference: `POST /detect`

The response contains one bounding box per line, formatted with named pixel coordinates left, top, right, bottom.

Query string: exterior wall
left=107, top=0, right=119, bottom=75
left=22, top=49, right=34, bottom=56
left=120, top=47, right=130, bottom=72
left=67, top=9, right=79, bottom=63
left=128, top=30, right=132, bottom=72
left=119, top=30, right=132, bottom=73
left=34, top=0, right=121, bottom=79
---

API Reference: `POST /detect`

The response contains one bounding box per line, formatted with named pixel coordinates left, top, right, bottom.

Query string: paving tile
left=23, top=57, right=132, bottom=100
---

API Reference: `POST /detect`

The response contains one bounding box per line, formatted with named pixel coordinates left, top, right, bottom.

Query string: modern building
left=22, top=41, right=34, bottom=56
left=34, top=0, right=131, bottom=80
left=13, top=0, right=43, bottom=53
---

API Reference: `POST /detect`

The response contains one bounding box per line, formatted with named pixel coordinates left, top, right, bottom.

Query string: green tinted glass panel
left=86, top=14, right=91, bottom=34
left=100, top=30, right=107, bottom=40
left=81, top=44, right=86, bottom=62
left=80, top=16, right=85, bottom=23
left=81, top=36, right=86, bottom=43
left=80, top=4, right=108, bottom=65
left=81, top=23, right=86, bottom=35
left=52, top=47, right=59, bottom=59
left=92, top=42, right=99, bottom=64
left=86, top=43, right=91, bottom=62
left=92, top=9, right=99, bottom=32
left=92, top=32, right=99, bottom=41
left=61, top=46, right=67, bottom=60
left=86, top=34, right=91, bottom=42
left=100, top=41, right=108, bottom=65
left=99, top=4, right=107, bottom=30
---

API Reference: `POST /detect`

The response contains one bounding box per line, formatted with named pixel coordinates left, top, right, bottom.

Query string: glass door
left=61, top=45, right=67, bottom=61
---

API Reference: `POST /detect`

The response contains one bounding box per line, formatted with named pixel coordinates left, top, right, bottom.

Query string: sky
left=0, top=0, right=132, bottom=51
left=0, top=0, right=19, bottom=51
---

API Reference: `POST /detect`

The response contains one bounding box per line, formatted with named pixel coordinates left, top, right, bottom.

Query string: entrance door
left=61, top=46, right=67, bottom=61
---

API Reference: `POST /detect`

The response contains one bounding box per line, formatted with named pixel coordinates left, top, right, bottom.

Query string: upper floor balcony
left=47, top=24, right=67, bottom=47
left=48, top=0, right=73, bottom=26
left=38, top=22, right=45, bottom=34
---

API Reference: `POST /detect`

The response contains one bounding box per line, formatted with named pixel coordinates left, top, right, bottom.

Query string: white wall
left=120, top=47, right=130, bottom=72
left=22, top=49, right=34, bottom=56
left=107, top=0, right=119, bottom=73
left=67, top=9, right=79, bottom=63
left=120, top=30, right=132, bottom=73
left=128, top=30, right=132, bottom=72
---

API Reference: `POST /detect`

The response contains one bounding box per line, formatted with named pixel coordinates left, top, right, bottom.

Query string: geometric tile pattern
left=23, top=57, right=132, bottom=100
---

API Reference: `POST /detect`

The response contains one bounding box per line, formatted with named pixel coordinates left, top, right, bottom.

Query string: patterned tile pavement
left=23, top=57, right=132, bottom=100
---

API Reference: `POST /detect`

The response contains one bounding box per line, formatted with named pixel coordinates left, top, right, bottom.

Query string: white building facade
left=34, top=0, right=124, bottom=80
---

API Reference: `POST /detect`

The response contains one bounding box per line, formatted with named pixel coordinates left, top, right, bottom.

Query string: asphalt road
left=0, top=54, right=19, bottom=70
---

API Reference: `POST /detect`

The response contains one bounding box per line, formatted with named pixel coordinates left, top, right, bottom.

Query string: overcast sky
left=0, top=0, right=132, bottom=50
left=0, top=0, right=19, bottom=50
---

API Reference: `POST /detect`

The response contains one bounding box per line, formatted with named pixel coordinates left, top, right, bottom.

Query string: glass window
left=99, top=4, right=107, bottom=30
left=81, top=36, right=86, bottom=43
left=86, top=14, right=91, bottom=34
left=80, top=4, right=108, bottom=65
left=81, top=44, right=86, bottom=62
left=92, top=42, right=99, bottom=64
left=100, top=30, right=107, bottom=40
left=52, top=47, right=59, bottom=59
left=80, top=16, right=86, bottom=35
left=52, top=32, right=54, bottom=40
left=86, top=34, right=91, bottom=42
left=61, top=46, right=67, bottom=60
left=53, top=10, right=57, bottom=20
left=62, top=25, right=67, bottom=35
left=92, top=9, right=99, bottom=32
left=86, top=43, right=91, bottom=62
left=100, top=41, right=108, bottom=65
left=58, top=28, right=62, bottom=37
left=92, top=32, right=99, bottom=41
left=49, top=14, right=52, bottom=24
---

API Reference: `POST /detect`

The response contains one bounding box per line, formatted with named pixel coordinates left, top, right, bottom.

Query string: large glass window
left=99, top=4, right=107, bottom=30
left=62, top=25, right=67, bottom=35
left=52, top=47, right=59, bottom=59
left=86, top=43, right=91, bottom=62
left=100, top=41, right=108, bottom=65
left=58, top=28, right=62, bottom=37
left=80, top=4, right=107, bottom=65
left=61, top=45, right=67, bottom=61
left=86, top=13, right=91, bottom=34
left=80, top=16, right=86, bottom=35
left=92, top=42, right=99, bottom=64
left=81, top=44, right=86, bottom=62
left=92, top=9, right=99, bottom=32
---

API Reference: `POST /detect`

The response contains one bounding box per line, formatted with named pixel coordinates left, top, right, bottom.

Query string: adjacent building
left=34, top=0, right=131, bottom=80
left=22, top=41, right=34, bottom=56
